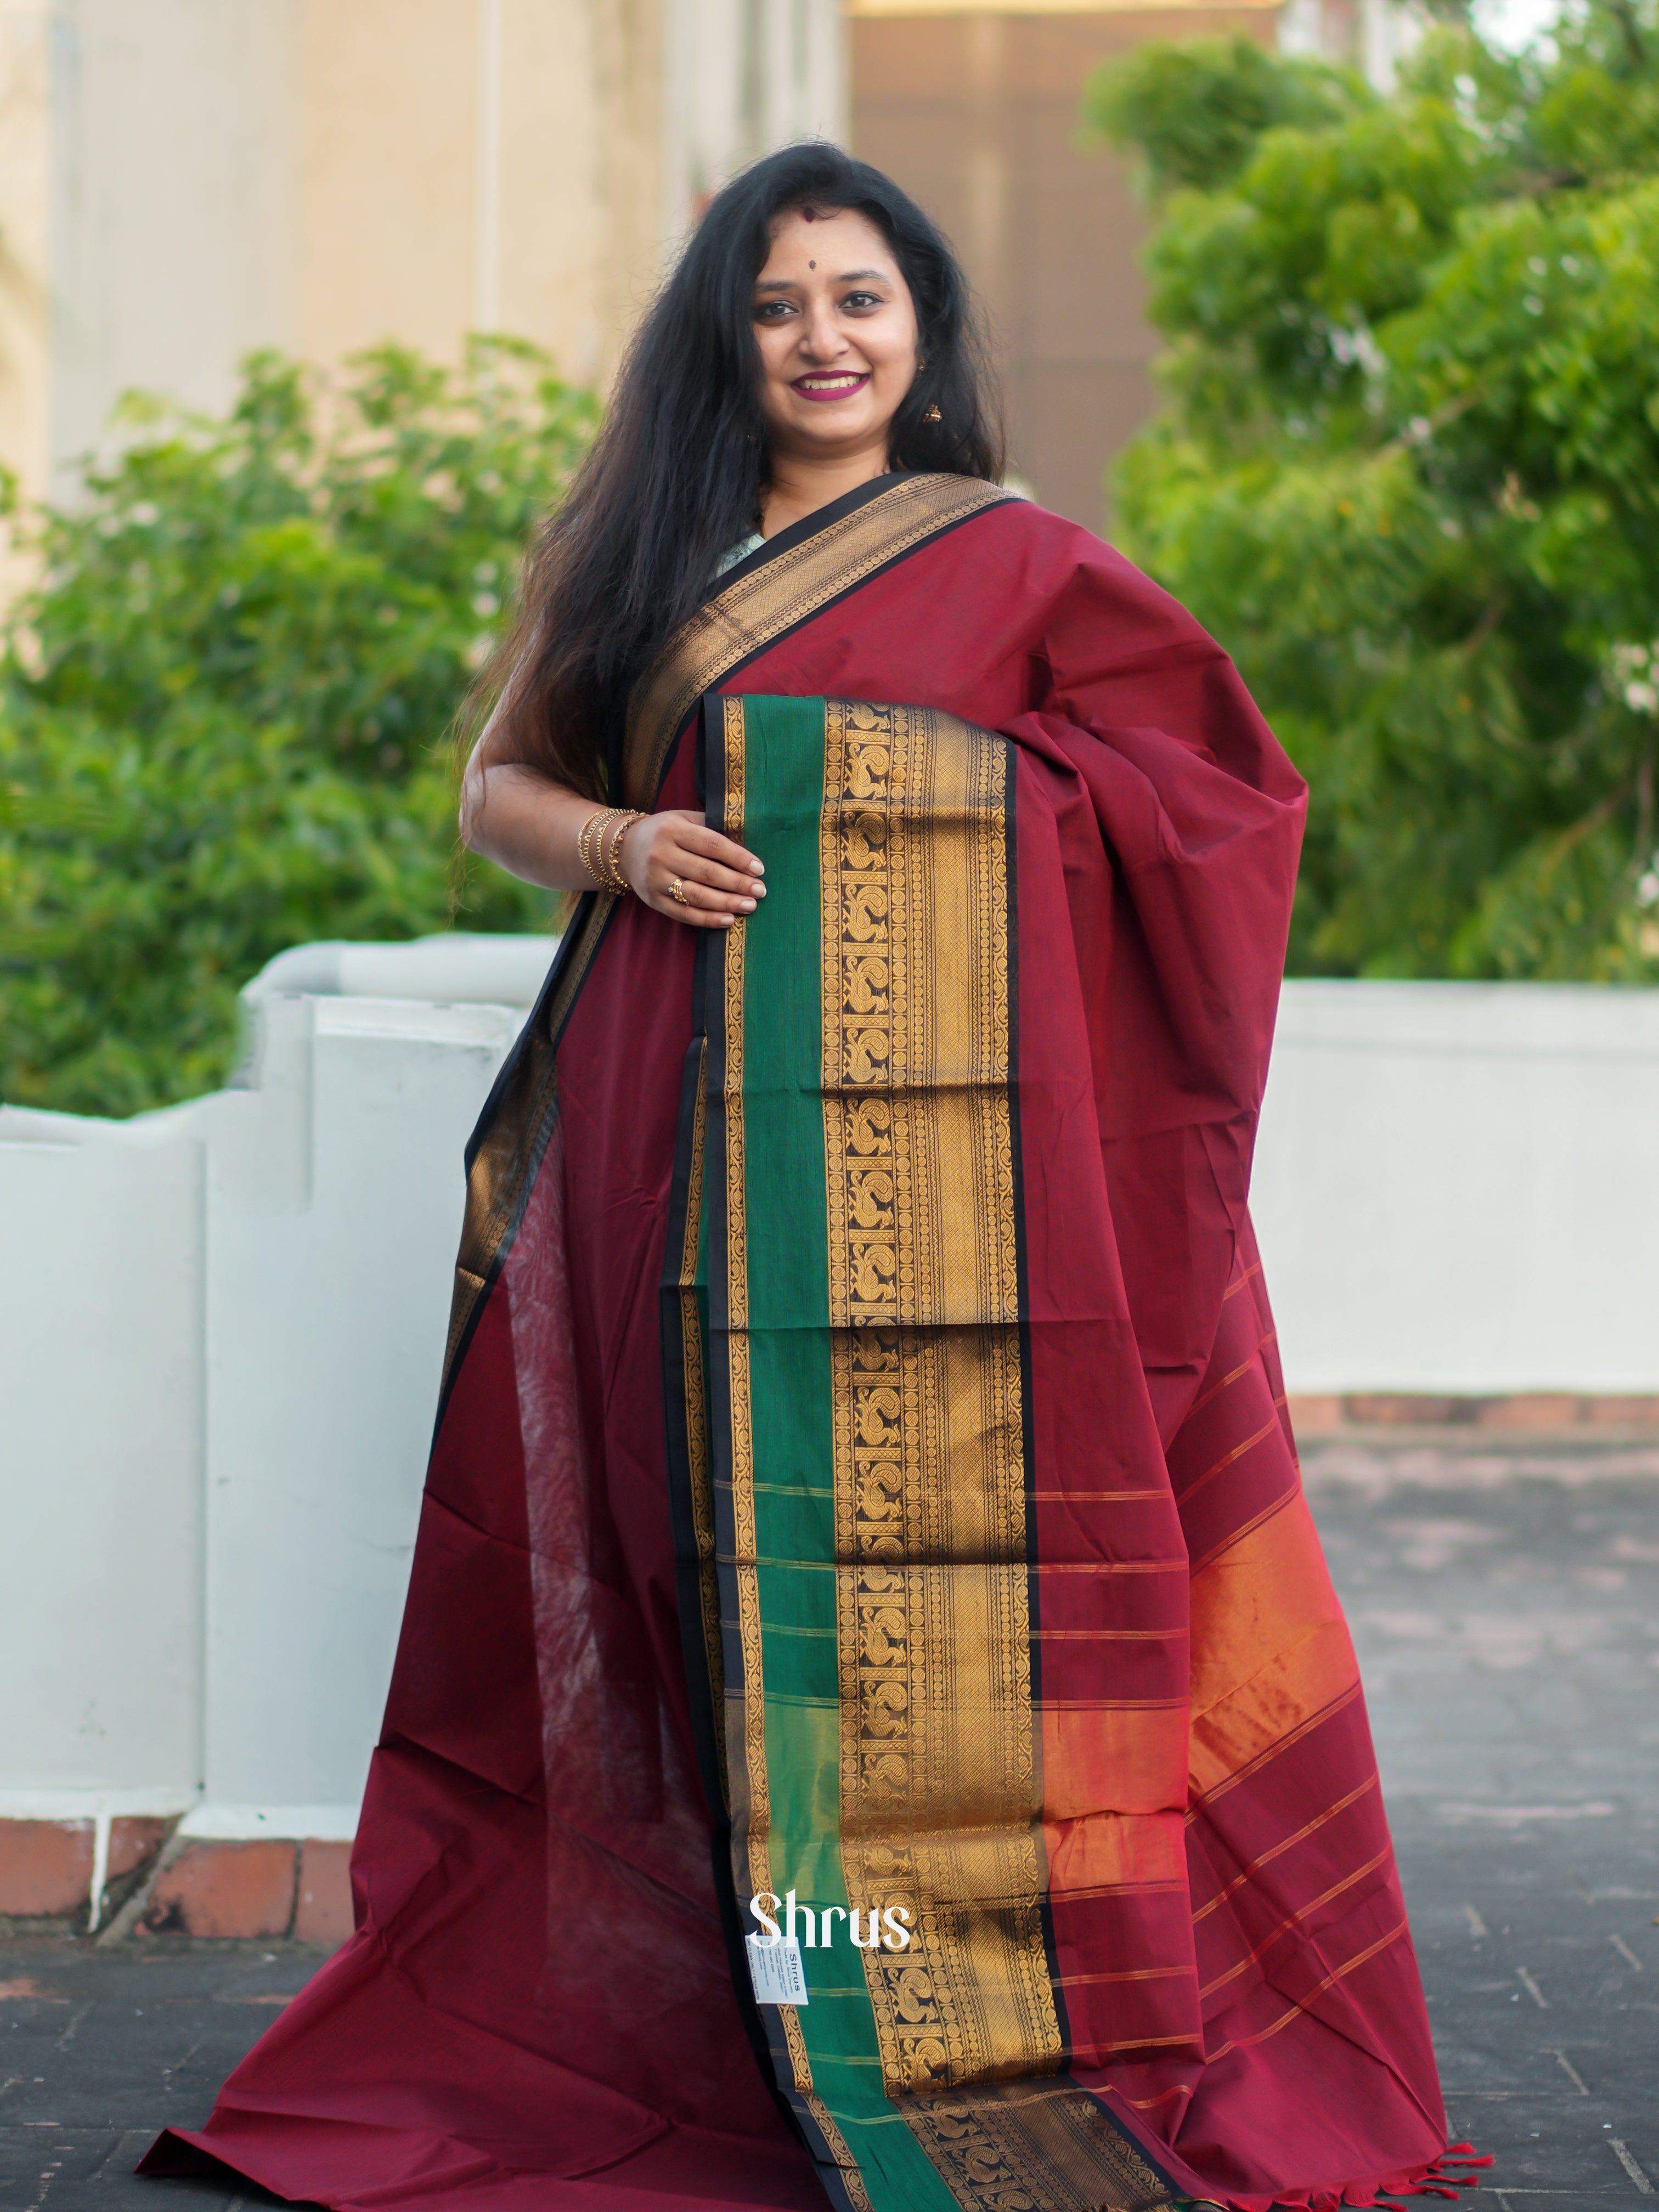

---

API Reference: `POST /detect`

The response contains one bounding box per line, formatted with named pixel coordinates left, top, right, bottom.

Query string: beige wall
left=292, top=0, right=667, bottom=388
left=296, top=2, right=478, bottom=375
left=0, top=7, right=52, bottom=540
left=0, top=1, right=295, bottom=514
left=0, top=0, right=844, bottom=526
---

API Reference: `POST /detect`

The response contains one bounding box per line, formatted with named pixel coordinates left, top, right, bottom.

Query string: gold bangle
left=577, top=806, right=624, bottom=890
left=603, top=810, right=646, bottom=893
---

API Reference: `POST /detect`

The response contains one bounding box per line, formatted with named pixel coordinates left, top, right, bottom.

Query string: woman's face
left=751, top=205, right=921, bottom=468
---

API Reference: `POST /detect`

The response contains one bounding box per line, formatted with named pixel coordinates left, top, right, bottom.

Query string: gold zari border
left=443, top=477, right=1009, bottom=1404
left=675, top=1036, right=726, bottom=1808
left=820, top=699, right=1053, bottom=2114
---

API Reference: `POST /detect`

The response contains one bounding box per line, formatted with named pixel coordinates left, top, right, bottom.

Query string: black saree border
left=1006, top=731, right=1075, bottom=2073
left=659, top=953, right=721, bottom=1820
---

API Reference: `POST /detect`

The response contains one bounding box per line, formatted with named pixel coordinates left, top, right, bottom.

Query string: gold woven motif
left=817, top=701, right=1059, bottom=2125
left=780, top=2007, right=878, bottom=2212
left=908, top=2080, right=1178, bottom=2212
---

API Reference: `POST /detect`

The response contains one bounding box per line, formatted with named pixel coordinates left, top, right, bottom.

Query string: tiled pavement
left=2, top=1432, right=1655, bottom=2210
left=1310, top=1434, right=1659, bottom=2209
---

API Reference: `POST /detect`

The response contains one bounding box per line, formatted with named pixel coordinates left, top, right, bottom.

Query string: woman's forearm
left=460, top=758, right=766, bottom=928
left=460, top=762, right=606, bottom=892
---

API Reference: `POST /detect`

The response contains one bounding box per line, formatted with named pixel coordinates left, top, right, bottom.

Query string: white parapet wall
left=2, top=947, right=1656, bottom=1860
left=1253, top=980, right=1659, bottom=1397
left=0, top=934, right=556, bottom=1859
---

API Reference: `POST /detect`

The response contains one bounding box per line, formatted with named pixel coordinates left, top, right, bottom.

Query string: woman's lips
left=792, top=371, right=871, bottom=403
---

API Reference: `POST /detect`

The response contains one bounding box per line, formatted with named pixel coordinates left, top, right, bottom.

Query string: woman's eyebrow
left=752, top=268, right=891, bottom=295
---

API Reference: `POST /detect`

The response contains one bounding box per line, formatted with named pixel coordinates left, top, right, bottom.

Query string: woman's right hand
left=620, top=808, right=766, bottom=927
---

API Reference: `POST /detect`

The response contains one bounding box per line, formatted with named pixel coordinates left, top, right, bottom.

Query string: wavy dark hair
left=467, top=142, right=1003, bottom=797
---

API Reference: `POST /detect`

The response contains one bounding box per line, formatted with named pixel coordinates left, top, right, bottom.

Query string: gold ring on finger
left=669, top=876, right=686, bottom=905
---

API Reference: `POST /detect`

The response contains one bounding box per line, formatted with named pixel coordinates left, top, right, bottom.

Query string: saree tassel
left=1186, top=2141, right=1491, bottom=2211
left=1400, top=2142, right=1494, bottom=2197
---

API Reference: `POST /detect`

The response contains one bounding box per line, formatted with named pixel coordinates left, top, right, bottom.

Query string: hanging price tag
left=746, top=1931, right=809, bottom=2006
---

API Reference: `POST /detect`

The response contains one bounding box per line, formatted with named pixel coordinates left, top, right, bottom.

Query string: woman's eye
left=754, top=300, right=796, bottom=320
left=842, top=291, right=882, bottom=311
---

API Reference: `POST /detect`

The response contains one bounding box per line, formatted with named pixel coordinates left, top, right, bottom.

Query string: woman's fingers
left=625, top=809, right=765, bottom=926
left=657, top=864, right=758, bottom=919
left=656, top=831, right=765, bottom=909
left=658, top=874, right=745, bottom=927
left=674, top=816, right=765, bottom=879
left=654, top=888, right=730, bottom=928
left=667, top=854, right=763, bottom=900
left=641, top=842, right=754, bottom=927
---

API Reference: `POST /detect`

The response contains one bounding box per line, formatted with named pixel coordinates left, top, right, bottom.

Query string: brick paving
left=2, top=1432, right=1655, bottom=2210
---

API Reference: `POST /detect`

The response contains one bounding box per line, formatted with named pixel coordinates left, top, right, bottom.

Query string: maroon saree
left=144, top=476, right=1480, bottom=2211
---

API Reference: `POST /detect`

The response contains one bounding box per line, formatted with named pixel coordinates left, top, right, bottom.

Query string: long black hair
left=469, top=141, right=1003, bottom=796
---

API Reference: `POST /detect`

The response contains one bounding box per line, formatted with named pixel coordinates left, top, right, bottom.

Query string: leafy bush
left=0, top=341, right=597, bottom=1116
left=1088, top=5, right=1659, bottom=979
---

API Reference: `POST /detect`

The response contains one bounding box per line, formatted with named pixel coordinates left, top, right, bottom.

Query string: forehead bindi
left=759, top=206, right=893, bottom=286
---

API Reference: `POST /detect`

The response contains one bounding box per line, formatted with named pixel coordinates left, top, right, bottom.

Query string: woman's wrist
left=575, top=806, right=646, bottom=894
left=605, top=811, right=646, bottom=890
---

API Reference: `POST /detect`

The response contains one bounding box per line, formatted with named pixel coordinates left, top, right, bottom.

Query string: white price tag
left=746, top=1932, right=809, bottom=2006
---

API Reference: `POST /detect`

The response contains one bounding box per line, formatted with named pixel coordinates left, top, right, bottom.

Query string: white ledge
left=177, top=1802, right=360, bottom=1842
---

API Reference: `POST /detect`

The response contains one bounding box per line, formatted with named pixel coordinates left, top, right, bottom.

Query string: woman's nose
left=798, top=302, right=847, bottom=360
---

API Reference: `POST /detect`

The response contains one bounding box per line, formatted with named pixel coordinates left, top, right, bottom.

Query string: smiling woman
left=749, top=207, right=926, bottom=532
left=140, top=144, right=1483, bottom=2212
left=445, top=145, right=1001, bottom=924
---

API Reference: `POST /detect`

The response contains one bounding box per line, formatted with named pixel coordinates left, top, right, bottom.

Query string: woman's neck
left=759, top=442, right=894, bottom=539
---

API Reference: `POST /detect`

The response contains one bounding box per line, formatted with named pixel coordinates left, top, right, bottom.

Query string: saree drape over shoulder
left=145, top=477, right=1480, bottom=2212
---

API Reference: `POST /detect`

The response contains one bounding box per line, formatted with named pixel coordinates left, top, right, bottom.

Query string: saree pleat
left=144, top=476, right=1470, bottom=2212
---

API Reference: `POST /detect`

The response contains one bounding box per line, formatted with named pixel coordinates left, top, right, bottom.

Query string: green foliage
left=0, top=341, right=597, bottom=1115
left=1082, top=35, right=1366, bottom=196
left=1086, top=5, right=1659, bottom=979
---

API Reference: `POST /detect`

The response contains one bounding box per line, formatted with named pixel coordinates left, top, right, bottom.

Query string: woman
left=144, top=146, right=1484, bottom=2212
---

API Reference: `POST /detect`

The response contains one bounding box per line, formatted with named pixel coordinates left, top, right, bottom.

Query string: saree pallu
left=144, top=476, right=1477, bottom=2212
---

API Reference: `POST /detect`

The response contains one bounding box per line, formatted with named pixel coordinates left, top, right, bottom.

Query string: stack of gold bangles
left=577, top=806, right=647, bottom=894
